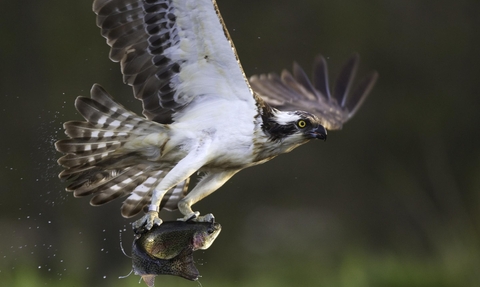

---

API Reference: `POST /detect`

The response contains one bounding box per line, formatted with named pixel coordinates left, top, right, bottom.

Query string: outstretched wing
left=93, top=0, right=256, bottom=124
left=249, top=54, right=378, bottom=130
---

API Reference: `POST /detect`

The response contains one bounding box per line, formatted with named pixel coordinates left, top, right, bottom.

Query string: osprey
left=56, top=0, right=377, bottom=230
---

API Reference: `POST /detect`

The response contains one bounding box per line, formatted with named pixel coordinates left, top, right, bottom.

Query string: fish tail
left=171, top=247, right=199, bottom=281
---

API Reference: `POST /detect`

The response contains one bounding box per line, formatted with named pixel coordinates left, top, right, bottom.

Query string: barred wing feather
left=93, top=0, right=256, bottom=124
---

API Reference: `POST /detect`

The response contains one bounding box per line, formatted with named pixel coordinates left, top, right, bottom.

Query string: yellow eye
left=297, top=120, right=307, bottom=128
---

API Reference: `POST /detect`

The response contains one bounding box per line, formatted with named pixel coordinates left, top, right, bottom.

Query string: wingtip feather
left=312, top=54, right=331, bottom=99
left=346, top=70, right=379, bottom=120
left=333, top=53, right=360, bottom=107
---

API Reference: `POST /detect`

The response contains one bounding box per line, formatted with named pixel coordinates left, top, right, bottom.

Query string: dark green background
left=1, top=0, right=479, bottom=286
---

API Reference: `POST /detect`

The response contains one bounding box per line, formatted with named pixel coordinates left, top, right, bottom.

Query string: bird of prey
left=56, top=0, right=377, bottom=230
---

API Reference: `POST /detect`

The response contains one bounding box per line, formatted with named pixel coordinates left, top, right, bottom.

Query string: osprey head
left=262, top=110, right=327, bottom=143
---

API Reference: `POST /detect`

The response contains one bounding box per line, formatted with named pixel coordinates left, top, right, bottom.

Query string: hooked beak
left=310, top=125, right=327, bottom=141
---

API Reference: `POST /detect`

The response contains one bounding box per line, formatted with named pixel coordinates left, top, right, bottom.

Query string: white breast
left=169, top=95, right=259, bottom=168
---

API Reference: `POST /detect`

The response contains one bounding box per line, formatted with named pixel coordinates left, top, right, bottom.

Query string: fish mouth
left=199, top=222, right=222, bottom=250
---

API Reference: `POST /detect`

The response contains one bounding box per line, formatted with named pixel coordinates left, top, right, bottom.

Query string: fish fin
left=141, top=274, right=156, bottom=287
left=173, top=248, right=199, bottom=281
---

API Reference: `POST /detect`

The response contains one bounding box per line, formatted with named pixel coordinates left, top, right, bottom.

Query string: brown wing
left=250, top=54, right=378, bottom=130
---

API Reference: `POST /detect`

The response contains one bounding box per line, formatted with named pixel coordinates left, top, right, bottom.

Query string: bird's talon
left=186, top=212, right=198, bottom=221
left=178, top=212, right=215, bottom=223
left=133, top=211, right=162, bottom=234
left=198, top=213, right=215, bottom=223
left=178, top=211, right=200, bottom=222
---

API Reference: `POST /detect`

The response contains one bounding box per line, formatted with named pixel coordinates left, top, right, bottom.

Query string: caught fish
left=132, top=220, right=221, bottom=286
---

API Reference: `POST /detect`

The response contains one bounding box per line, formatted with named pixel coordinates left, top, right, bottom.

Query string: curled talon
left=177, top=212, right=215, bottom=223
left=178, top=211, right=200, bottom=222
left=197, top=213, right=215, bottom=223
left=134, top=211, right=163, bottom=233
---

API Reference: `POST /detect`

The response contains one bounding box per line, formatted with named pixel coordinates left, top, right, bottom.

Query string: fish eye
left=297, top=119, right=308, bottom=128
left=207, top=228, right=214, bottom=234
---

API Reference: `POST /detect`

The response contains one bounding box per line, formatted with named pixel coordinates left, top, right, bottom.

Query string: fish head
left=192, top=221, right=222, bottom=250
left=136, top=221, right=222, bottom=259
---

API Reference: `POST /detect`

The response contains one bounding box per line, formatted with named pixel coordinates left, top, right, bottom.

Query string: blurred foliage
left=1, top=0, right=479, bottom=286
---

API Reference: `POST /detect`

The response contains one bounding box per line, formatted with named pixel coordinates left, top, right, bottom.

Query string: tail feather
left=58, top=165, right=97, bottom=181
left=119, top=177, right=190, bottom=218
left=56, top=136, right=126, bottom=169
left=121, top=169, right=165, bottom=217
left=89, top=165, right=149, bottom=204
left=56, top=84, right=164, bottom=174
left=75, top=86, right=160, bottom=134
left=121, top=170, right=190, bottom=217
left=65, top=167, right=122, bottom=191
left=57, top=142, right=122, bottom=163
left=56, top=137, right=125, bottom=154
left=71, top=164, right=143, bottom=197
left=63, top=121, right=126, bottom=138
left=161, top=178, right=190, bottom=211
left=58, top=152, right=139, bottom=180
left=75, top=87, right=140, bottom=128
left=55, top=84, right=181, bottom=217
left=58, top=152, right=116, bottom=171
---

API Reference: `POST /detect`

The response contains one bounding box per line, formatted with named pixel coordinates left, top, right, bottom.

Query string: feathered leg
left=133, top=139, right=215, bottom=230
left=177, top=170, right=238, bottom=222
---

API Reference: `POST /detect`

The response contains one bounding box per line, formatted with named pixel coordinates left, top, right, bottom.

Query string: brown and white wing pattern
left=56, top=85, right=189, bottom=217
left=93, top=0, right=256, bottom=124
left=58, top=0, right=260, bottom=218
left=250, top=54, right=378, bottom=130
